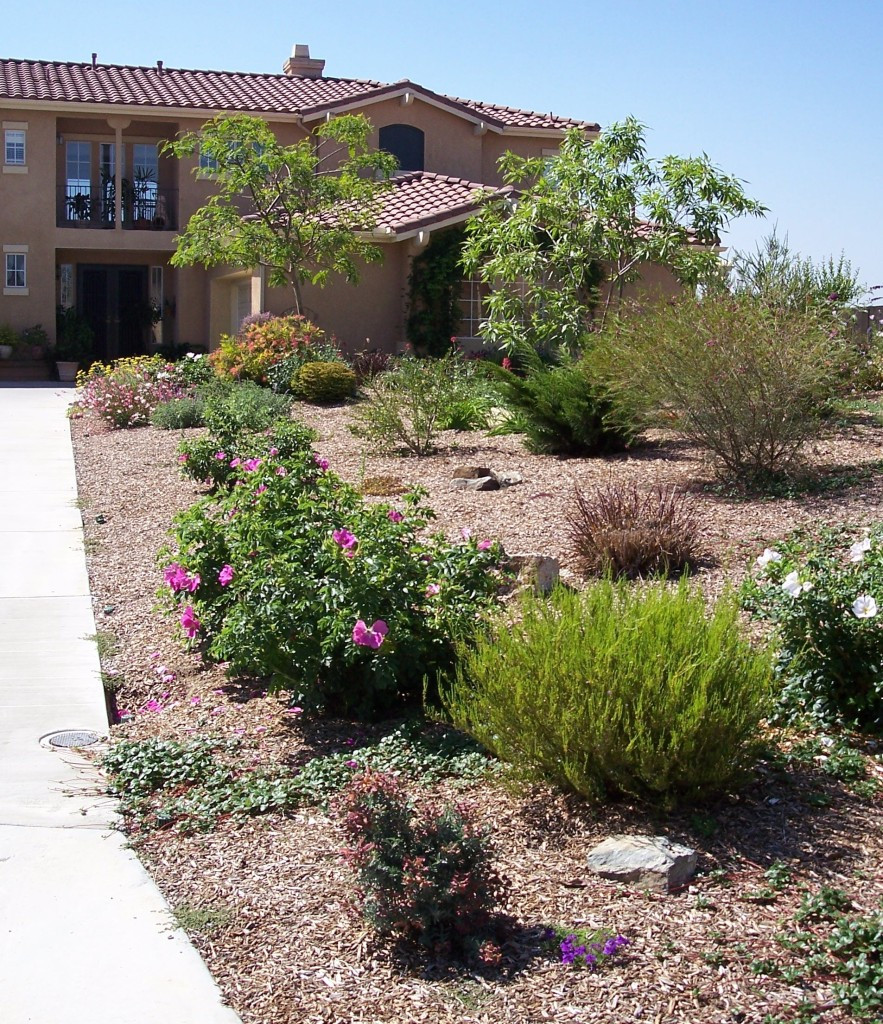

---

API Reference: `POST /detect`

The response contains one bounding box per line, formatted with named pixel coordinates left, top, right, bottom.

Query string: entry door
left=78, top=266, right=149, bottom=360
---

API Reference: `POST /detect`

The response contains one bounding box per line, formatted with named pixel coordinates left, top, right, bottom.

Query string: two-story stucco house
left=0, top=46, right=678, bottom=359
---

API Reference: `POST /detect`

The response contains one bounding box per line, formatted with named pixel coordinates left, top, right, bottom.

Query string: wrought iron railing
left=57, top=185, right=178, bottom=230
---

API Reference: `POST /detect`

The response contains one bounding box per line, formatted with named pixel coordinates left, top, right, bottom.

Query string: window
left=198, top=148, right=219, bottom=174
left=132, top=143, right=158, bottom=219
left=5, top=252, right=26, bottom=289
left=378, top=124, right=425, bottom=172
left=4, top=129, right=25, bottom=165
left=65, top=141, right=92, bottom=221
left=459, top=276, right=487, bottom=339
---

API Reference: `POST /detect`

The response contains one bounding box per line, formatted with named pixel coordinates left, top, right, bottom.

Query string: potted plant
left=19, top=324, right=49, bottom=361
left=66, top=191, right=92, bottom=224
left=0, top=324, right=19, bottom=360
left=54, top=306, right=94, bottom=381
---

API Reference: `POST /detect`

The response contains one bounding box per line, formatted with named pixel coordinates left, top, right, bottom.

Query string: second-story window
left=4, top=129, right=26, bottom=165
left=65, top=141, right=92, bottom=221
left=132, top=143, right=159, bottom=220
left=379, top=124, right=425, bottom=173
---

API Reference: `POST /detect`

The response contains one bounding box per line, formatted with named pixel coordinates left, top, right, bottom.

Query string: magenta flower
left=345, top=759, right=358, bottom=769
left=425, top=583, right=441, bottom=597
left=180, top=604, right=201, bottom=639
left=478, top=539, right=492, bottom=551
left=268, top=447, right=279, bottom=456
left=333, top=528, right=357, bottom=550
left=275, top=466, right=288, bottom=477
left=164, top=563, right=200, bottom=593
left=255, top=484, right=267, bottom=495
left=352, top=619, right=389, bottom=649
left=243, top=457, right=262, bottom=472
left=388, top=509, right=404, bottom=523
left=177, top=454, right=188, bottom=464
left=214, top=451, right=227, bottom=461
left=313, top=453, right=329, bottom=471
left=218, top=564, right=235, bottom=587
left=229, top=457, right=241, bottom=468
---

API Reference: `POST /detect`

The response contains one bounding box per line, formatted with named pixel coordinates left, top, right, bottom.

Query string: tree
left=163, top=114, right=398, bottom=315
left=461, top=117, right=766, bottom=352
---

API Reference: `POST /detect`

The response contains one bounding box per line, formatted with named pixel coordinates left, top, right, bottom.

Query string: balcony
left=57, top=185, right=178, bottom=230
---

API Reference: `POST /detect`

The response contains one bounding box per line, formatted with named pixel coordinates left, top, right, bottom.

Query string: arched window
left=379, top=124, right=425, bottom=172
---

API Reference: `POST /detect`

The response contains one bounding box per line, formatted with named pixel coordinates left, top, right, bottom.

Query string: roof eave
left=0, top=96, right=306, bottom=122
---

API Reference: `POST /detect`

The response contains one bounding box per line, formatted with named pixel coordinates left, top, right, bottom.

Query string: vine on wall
left=406, top=227, right=466, bottom=357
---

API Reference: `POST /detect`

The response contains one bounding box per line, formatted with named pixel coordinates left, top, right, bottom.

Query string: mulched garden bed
left=70, top=403, right=883, bottom=1024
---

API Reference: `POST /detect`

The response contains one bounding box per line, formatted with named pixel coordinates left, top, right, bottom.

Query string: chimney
left=283, top=44, right=325, bottom=79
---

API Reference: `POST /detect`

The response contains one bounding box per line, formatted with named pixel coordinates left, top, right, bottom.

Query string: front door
left=78, top=265, right=149, bottom=361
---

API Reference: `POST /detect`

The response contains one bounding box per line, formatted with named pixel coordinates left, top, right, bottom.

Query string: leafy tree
left=461, top=116, right=766, bottom=352
left=163, top=114, right=398, bottom=315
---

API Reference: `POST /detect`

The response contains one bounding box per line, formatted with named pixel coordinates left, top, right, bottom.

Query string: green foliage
left=444, top=579, right=773, bottom=806
left=100, top=725, right=495, bottom=833
left=173, top=904, right=233, bottom=935
left=0, top=323, right=19, bottom=348
left=163, top=114, right=398, bottom=313
left=55, top=306, right=94, bottom=362
left=293, top=360, right=357, bottom=403
left=338, top=771, right=507, bottom=957
left=171, top=352, right=216, bottom=387
left=597, top=294, right=846, bottom=487
left=741, top=524, right=883, bottom=731
left=162, top=451, right=503, bottom=717
left=177, top=416, right=316, bottom=490
left=406, top=227, right=465, bottom=356
left=351, top=352, right=492, bottom=455
left=567, top=480, right=703, bottom=578
left=210, top=313, right=337, bottom=386
left=462, top=117, right=765, bottom=352
left=202, top=380, right=292, bottom=435
left=150, top=396, right=206, bottom=430
left=491, top=345, right=634, bottom=455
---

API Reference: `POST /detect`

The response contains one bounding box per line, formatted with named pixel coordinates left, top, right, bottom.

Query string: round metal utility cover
left=45, top=730, right=103, bottom=748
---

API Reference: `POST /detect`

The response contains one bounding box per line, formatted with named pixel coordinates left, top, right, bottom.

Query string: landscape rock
left=586, top=835, right=697, bottom=892
left=451, top=465, right=492, bottom=480
left=492, top=470, right=523, bottom=487
left=466, top=476, right=500, bottom=491
left=450, top=478, right=469, bottom=490
left=507, top=553, right=560, bottom=594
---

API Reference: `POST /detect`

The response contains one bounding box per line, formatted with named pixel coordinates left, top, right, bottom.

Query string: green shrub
left=151, top=396, right=206, bottom=429
left=597, top=294, right=846, bottom=487
left=567, top=480, right=703, bottom=578
left=202, top=380, right=292, bottom=436
left=293, top=360, right=357, bottom=403
left=742, top=524, right=883, bottom=732
left=170, top=352, right=216, bottom=387
left=210, top=313, right=338, bottom=385
left=338, top=770, right=507, bottom=957
left=351, top=352, right=497, bottom=455
left=177, top=417, right=316, bottom=489
left=162, top=456, right=503, bottom=717
left=492, top=345, right=634, bottom=456
left=445, top=578, right=773, bottom=806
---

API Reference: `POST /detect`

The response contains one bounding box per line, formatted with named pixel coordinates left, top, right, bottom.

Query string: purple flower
left=243, top=457, right=262, bottom=472
left=345, top=759, right=358, bottom=769
left=477, top=539, right=492, bottom=551
left=352, top=619, right=388, bottom=649
left=164, top=563, right=200, bottom=594
left=229, top=457, right=241, bottom=468
left=255, top=484, right=267, bottom=495
left=425, top=583, right=441, bottom=597
left=333, top=528, right=357, bottom=550
left=276, top=466, right=288, bottom=477
left=268, top=447, right=279, bottom=456
left=313, top=453, right=329, bottom=471
left=214, top=451, right=227, bottom=461
left=218, top=564, right=235, bottom=587
left=388, top=509, right=404, bottom=524
left=180, top=604, right=201, bottom=639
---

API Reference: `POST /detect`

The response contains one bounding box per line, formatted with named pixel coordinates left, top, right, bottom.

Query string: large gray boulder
left=586, top=835, right=697, bottom=893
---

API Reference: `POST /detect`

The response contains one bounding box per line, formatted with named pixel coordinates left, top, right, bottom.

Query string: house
left=0, top=46, right=681, bottom=359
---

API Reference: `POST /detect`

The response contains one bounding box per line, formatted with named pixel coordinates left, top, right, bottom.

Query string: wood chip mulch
left=69, top=404, right=883, bottom=1024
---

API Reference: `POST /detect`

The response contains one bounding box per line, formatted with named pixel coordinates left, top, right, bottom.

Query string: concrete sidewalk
left=0, top=385, right=240, bottom=1024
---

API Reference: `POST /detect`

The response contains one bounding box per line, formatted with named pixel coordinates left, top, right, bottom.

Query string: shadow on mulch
left=513, top=758, right=874, bottom=881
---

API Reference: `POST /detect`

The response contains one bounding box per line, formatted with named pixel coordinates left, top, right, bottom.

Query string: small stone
left=103, top=605, right=116, bottom=615
left=94, top=514, right=107, bottom=524
left=491, top=470, right=523, bottom=487
left=466, top=476, right=500, bottom=492
left=507, top=553, right=560, bottom=594
left=450, top=478, right=468, bottom=490
left=586, top=835, right=697, bottom=893
left=451, top=465, right=491, bottom=480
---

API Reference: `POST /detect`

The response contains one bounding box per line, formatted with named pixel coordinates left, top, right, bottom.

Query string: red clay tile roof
left=0, top=58, right=596, bottom=132
left=374, top=171, right=511, bottom=235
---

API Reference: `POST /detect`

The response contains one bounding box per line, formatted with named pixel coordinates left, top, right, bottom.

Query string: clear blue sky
left=8, top=0, right=882, bottom=295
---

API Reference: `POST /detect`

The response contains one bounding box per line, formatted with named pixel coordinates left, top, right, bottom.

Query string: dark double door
left=78, top=265, right=149, bottom=361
